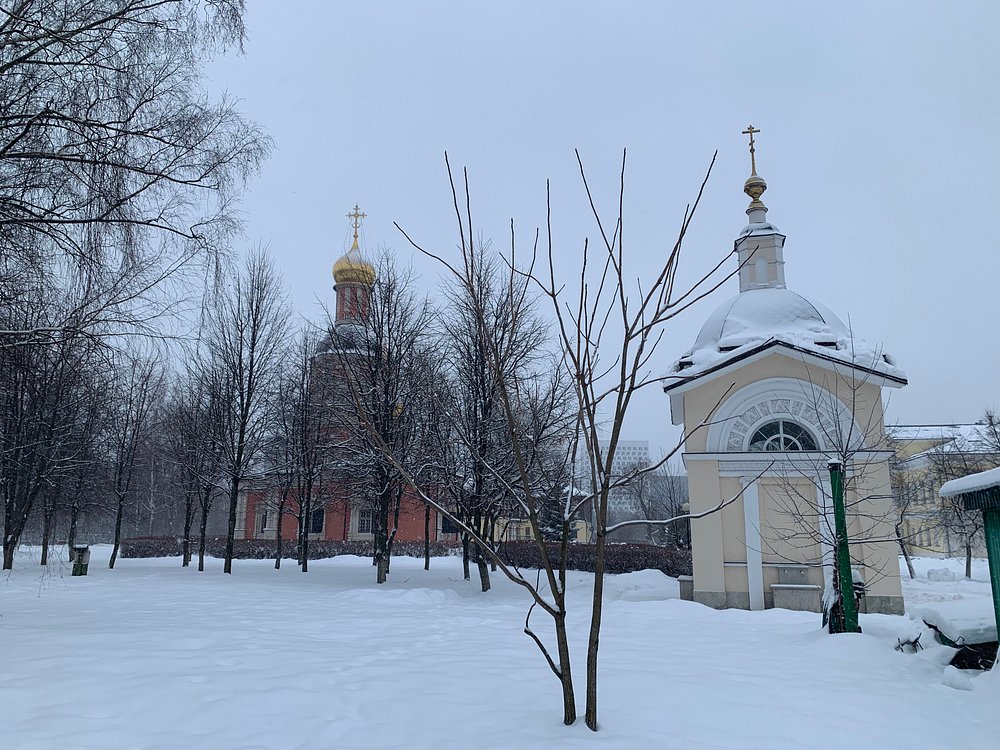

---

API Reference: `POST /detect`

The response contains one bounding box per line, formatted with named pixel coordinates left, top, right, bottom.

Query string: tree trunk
left=67, top=505, right=80, bottom=561
left=476, top=552, right=491, bottom=592
left=966, top=542, right=973, bottom=579
left=2, top=537, right=14, bottom=570
left=554, top=612, right=577, bottom=725
left=488, top=520, right=497, bottom=573
left=896, top=525, right=916, bottom=579
left=424, top=504, right=431, bottom=571
left=198, top=503, right=209, bottom=572
left=461, top=532, right=471, bottom=580
left=40, top=499, right=53, bottom=566
left=386, top=498, right=402, bottom=576
left=300, top=492, right=311, bottom=572
left=297, top=512, right=305, bottom=567
left=182, top=493, right=195, bottom=567
left=585, top=494, right=609, bottom=731
left=223, top=479, right=239, bottom=574
left=472, top=529, right=490, bottom=592
left=275, top=494, right=286, bottom=570
left=109, top=495, right=125, bottom=569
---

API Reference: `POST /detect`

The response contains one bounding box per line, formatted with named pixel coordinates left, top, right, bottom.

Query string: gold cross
left=347, top=204, right=367, bottom=240
left=742, top=124, right=760, bottom=175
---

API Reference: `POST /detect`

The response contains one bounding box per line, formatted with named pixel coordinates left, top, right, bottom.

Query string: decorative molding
left=705, top=377, right=864, bottom=454
left=684, top=451, right=891, bottom=478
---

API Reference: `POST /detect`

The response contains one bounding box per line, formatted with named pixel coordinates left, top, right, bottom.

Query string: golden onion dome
left=332, top=238, right=375, bottom=286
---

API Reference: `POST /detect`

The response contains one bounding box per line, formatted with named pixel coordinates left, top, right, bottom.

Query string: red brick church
left=237, top=206, right=447, bottom=545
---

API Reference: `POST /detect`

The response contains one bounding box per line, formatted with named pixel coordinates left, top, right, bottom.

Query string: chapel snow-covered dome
left=691, top=288, right=848, bottom=354
left=671, top=283, right=905, bottom=381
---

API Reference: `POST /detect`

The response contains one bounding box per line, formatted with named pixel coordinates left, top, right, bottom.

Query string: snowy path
left=1, top=547, right=995, bottom=750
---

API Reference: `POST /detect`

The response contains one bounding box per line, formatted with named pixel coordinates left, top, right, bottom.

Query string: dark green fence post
left=983, top=509, right=1000, bottom=658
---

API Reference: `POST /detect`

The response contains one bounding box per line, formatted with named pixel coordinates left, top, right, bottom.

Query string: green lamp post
left=828, top=461, right=859, bottom=634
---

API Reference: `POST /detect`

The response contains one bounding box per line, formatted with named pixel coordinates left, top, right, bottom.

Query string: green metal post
left=983, top=509, right=1000, bottom=660
left=829, top=462, right=859, bottom=633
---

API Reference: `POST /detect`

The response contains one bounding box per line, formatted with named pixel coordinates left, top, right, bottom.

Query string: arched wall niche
left=704, top=377, right=864, bottom=454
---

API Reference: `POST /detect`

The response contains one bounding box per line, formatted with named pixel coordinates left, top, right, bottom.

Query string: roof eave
left=663, top=340, right=908, bottom=397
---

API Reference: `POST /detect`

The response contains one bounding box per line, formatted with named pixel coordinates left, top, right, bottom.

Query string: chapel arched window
left=748, top=419, right=818, bottom=452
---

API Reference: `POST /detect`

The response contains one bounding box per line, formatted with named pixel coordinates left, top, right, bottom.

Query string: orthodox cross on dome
left=741, top=124, right=767, bottom=209
left=742, top=124, right=760, bottom=175
left=347, top=204, right=367, bottom=242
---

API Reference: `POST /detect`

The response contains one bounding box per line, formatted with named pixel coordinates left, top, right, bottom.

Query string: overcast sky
left=204, top=1, right=1000, bottom=458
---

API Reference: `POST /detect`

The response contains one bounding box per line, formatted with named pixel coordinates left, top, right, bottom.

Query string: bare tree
left=205, top=250, right=290, bottom=574
left=888, top=449, right=920, bottom=580
left=437, top=240, right=551, bottom=590
left=925, top=422, right=999, bottom=578
left=1, top=321, right=102, bottom=568
left=384, top=150, right=739, bottom=730
left=329, top=256, right=434, bottom=583
left=0, top=0, right=270, bottom=565
left=106, top=348, right=164, bottom=568
left=0, top=1, right=269, bottom=347
left=267, top=327, right=330, bottom=572
left=162, top=357, right=227, bottom=571
left=532, top=151, right=744, bottom=730
left=611, top=461, right=689, bottom=546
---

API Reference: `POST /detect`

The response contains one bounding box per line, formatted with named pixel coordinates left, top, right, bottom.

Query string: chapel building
left=664, top=129, right=906, bottom=615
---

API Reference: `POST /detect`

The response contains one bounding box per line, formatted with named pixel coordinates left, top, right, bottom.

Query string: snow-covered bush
left=927, top=568, right=958, bottom=583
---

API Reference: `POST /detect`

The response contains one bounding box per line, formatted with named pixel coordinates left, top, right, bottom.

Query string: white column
left=742, top=477, right=764, bottom=611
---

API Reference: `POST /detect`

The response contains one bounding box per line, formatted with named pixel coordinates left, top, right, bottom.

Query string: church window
left=259, top=508, right=269, bottom=534
left=309, top=506, right=324, bottom=535
left=748, top=419, right=818, bottom=452
left=357, top=508, right=373, bottom=534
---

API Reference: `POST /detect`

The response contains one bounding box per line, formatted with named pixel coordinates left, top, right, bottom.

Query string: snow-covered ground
left=902, top=556, right=997, bottom=644
left=2, top=547, right=996, bottom=750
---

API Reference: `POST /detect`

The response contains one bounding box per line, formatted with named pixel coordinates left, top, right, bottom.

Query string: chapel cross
left=742, top=124, right=760, bottom=174
left=347, top=204, right=367, bottom=240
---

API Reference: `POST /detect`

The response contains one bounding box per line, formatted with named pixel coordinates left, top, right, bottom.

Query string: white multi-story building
left=598, top=440, right=650, bottom=475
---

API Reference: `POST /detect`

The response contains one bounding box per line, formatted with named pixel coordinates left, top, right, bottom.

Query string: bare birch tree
left=0, top=1, right=268, bottom=347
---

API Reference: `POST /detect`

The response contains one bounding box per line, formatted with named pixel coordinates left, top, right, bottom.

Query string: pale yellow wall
left=688, top=458, right=725, bottom=593
left=758, top=477, right=821, bottom=564
left=720, top=481, right=748, bottom=563
left=847, top=459, right=901, bottom=597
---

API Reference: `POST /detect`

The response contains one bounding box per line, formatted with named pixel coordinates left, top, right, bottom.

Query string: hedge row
left=496, top=541, right=692, bottom=577
left=120, top=536, right=692, bottom=577
left=120, top=537, right=458, bottom=560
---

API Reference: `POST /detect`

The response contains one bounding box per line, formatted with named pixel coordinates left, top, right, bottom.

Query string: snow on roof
left=667, top=288, right=905, bottom=386
left=890, top=424, right=970, bottom=442
left=891, top=424, right=1000, bottom=464
left=940, top=466, right=1000, bottom=498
